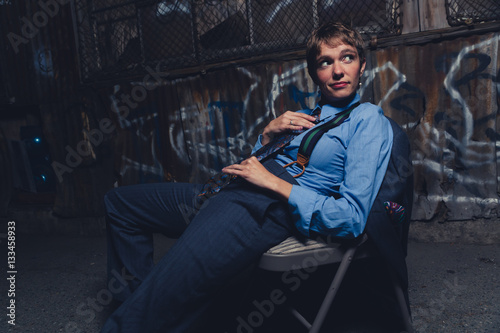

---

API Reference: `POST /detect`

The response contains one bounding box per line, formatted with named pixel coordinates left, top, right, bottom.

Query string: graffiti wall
left=371, top=33, right=499, bottom=221
left=1, top=0, right=497, bottom=224
left=101, top=31, right=499, bottom=223
left=104, top=61, right=317, bottom=185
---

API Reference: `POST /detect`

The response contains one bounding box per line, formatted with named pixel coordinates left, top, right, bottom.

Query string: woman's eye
left=343, top=55, right=355, bottom=62
left=318, top=60, right=330, bottom=67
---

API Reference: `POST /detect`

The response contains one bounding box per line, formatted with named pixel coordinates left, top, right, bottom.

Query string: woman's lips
left=331, top=82, right=349, bottom=88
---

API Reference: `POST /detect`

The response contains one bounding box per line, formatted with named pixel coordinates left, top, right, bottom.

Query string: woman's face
left=314, top=40, right=366, bottom=103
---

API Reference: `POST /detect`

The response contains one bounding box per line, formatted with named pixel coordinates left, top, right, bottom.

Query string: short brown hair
left=306, top=22, right=365, bottom=83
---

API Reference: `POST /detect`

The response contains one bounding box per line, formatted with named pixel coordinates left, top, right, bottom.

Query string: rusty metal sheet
left=41, top=87, right=116, bottom=217
left=104, top=60, right=317, bottom=185
left=370, top=32, right=500, bottom=221
left=2, top=2, right=498, bottom=223
left=100, top=32, right=499, bottom=223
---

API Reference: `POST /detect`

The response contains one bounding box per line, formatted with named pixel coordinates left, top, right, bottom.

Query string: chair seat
left=259, top=234, right=373, bottom=272
left=266, top=236, right=339, bottom=254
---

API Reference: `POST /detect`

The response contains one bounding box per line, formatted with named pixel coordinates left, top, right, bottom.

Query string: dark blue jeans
left=101, top=160, right=297, bottom=332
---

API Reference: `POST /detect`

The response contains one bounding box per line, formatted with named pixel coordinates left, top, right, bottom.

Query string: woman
left=101, top=22, right=393, bottom=332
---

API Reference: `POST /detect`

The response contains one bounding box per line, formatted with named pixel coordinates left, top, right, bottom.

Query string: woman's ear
left=360, top=59, right=366, bottom=76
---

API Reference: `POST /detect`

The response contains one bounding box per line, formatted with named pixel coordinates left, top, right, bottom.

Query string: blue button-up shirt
left=252, top=95, right=393, bottom=238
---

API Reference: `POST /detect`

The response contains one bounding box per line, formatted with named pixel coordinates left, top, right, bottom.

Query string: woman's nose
left=332, top=63, right=343, bottom=77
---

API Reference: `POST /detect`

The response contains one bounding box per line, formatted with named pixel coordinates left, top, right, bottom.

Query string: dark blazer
left=364, top=117, right=414, bottom=303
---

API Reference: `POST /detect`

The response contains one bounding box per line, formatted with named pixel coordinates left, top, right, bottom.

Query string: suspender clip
left=283, top=153, right=309, bottom=178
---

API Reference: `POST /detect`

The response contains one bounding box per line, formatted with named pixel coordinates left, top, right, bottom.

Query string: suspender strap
left=284, top=102, right=360, bottom=177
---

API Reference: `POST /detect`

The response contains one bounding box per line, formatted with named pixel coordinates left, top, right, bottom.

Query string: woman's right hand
left=261, top=111, right=318, bottom=145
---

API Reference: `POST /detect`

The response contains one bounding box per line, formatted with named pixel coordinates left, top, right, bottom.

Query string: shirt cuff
left=251, top=134, right=265, bottom=154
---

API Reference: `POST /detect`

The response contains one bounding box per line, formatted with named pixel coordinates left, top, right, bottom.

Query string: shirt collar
left=313, top=94, right=361, bottom=120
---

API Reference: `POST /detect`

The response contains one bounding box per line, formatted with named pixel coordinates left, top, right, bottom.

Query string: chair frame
left=259, top=233, right=414, bottom=333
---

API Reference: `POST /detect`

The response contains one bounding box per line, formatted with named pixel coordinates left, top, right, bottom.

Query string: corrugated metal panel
left=1, top=2, right=498, bottom=224
left=41, top=86, right=116, bottom=217
left=102, top=60, right=316, bottom=185
left=370, top=32, right=499, bottom=221
left=0, top=1, right=37, bottom=104
left=0, top=2, right=108, bottom=217
left=0, top=1, right=79, bottom=104
left=100, top=32, right=499, bottom=223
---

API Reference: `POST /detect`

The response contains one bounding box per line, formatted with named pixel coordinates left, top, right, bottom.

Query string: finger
left=286, top=117, right=314, bottom=130
left=239, top=157, right=254, bottom=165
left=222, top=165, right=242, bottom=176
left=283, top=117, right=300, bottom=129
left=246, top=156, right=259, bottom=163
left=283, top=111, right=317, bottom=122
left=222, top=163, right=241, bottom=171
left=295, top=112, right=318, bottom=122
left=285, top=114, right=316, bottom=128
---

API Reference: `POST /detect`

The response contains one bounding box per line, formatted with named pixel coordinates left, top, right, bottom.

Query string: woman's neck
left=319, top=93, right=357, bottom=108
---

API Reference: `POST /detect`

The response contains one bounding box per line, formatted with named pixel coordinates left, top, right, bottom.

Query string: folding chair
left=258, top=117, right=414, bottom=332
left=259, top=233, right=414, bottom=333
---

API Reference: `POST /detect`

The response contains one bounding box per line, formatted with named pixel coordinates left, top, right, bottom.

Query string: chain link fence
left=74, top=0, right=403, bottom=82
left=446, top=0, right=500, bottom=26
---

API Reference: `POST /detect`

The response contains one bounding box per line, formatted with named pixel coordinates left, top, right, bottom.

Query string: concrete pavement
left=1, top=233, right=498, bottom=333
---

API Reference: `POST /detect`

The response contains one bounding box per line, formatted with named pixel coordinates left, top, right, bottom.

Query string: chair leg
left=289, top=305, right=313, bottom=330
left=393, top=282, right=414, bottom=333
left=308, top=245, right=358, bottom=333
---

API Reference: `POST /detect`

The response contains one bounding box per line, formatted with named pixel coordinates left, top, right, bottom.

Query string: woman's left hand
left=222, top=157, right=293, bottom=200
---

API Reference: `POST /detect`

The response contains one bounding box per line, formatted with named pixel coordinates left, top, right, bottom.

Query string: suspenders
left=283, top=102, right=360, bottom=177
